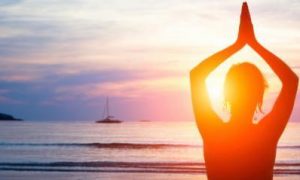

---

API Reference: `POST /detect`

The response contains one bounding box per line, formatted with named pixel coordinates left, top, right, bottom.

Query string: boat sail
left=96, top=97, right=122, bottom=123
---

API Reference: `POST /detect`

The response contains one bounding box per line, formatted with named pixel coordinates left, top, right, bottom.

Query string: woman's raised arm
left=250, top=40, right=298, bottom=137
left=190, top=4, right=249, bottom=136
left=236, top=2, right=298, bottom=137
left=190, top=43, right=244, bottom=136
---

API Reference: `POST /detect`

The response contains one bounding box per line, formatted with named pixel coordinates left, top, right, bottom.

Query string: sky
left=0, top=0, right=299, bottom=121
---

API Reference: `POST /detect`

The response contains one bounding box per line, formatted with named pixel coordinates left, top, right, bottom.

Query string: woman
left=190, top=2, right=298, bottom=180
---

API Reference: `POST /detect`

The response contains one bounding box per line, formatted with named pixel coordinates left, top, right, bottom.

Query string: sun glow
left=206, top=73, right=229, bottom=119
left=204, top=46, right=282, bottom=119
left=206, top=78, right=223, bottom=104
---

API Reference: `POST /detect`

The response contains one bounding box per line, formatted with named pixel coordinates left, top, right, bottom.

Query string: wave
left=0, top=161, right=300, bottom=175
left=0, top=161, right=205, bottom=168
left=278, top=145, right=300, bottom=149
left=1, top=142, right=300, bottom=150
left=0, top=142, right=198, bottom=149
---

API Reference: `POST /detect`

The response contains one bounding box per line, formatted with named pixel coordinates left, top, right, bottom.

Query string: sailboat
left=95, top=97, right=122, bottom=124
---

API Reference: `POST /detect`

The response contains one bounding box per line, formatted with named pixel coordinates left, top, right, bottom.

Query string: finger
left=240, top=2, right=253, bottom=27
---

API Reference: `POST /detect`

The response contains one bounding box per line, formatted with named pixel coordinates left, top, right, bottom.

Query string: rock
left=0, top=113, right=23, bottom=121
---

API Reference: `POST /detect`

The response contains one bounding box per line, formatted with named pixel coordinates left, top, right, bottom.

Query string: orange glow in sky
left=0, top=1, right=299, bottom=121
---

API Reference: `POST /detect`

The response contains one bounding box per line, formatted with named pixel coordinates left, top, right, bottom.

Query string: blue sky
left=0, top=0, right=299, bottom=121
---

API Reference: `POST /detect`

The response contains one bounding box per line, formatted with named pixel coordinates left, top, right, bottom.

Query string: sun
left=208, top=86, right=221, bottom=101
left=206, top=76, right=224, bottom=106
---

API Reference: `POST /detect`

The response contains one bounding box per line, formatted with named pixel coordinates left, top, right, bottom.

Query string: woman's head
left=224, top=62, right=268, bottom=114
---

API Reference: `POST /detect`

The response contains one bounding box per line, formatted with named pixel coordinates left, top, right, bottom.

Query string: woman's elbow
left=289, top=74, right=299, bottom=92
left=190, top=69, right=198, bottom=81
left=294, top=75, right=299, bottom=89
left=190, top=68, right=207, bottom=81
left=283, top=72, right=298, bottom=87
left=292, top=73, right=299, bottom=86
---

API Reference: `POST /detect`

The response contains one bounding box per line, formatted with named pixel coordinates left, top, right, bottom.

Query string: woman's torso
left=203, top=123, right=278, bottom=180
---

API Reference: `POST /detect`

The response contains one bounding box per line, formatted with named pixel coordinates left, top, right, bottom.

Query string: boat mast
left=107, top=97, right=109, bottom=117
left=102, top=97, right=109, bottom=119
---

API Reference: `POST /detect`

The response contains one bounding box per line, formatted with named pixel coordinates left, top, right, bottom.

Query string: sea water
left=0, top=121, right=299, bottom=180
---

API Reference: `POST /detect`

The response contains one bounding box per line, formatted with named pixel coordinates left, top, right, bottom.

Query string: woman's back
left=203, top=123, right=276, bottom=180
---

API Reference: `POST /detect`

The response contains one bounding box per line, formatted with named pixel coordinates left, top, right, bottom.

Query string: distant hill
left=0, top=113, right=22, bottom=121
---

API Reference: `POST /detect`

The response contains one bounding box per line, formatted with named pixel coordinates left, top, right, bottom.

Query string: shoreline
left=0, top=171, right=299, bottom=180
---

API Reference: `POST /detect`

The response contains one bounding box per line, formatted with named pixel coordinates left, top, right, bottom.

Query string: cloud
left=0, top=0, right=22, bottom=6
left=0, top=0, right=299, bottom=121
left=54, top=76, right=183, bottom=100
left=292, top=65, right=300, bottom=69
left=0, top=96, right=23, bottom=104
left=0, top=88, right=23, bottom=104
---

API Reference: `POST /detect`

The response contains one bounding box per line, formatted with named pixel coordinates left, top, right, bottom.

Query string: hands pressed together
left=235, top=2, right=258, bottom=50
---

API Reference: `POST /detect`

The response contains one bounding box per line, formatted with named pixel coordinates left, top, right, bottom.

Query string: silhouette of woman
left=190, top=2, right=298, bottom=180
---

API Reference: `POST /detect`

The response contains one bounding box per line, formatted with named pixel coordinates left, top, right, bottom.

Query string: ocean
left=0, top=121, right=299, bottom=180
